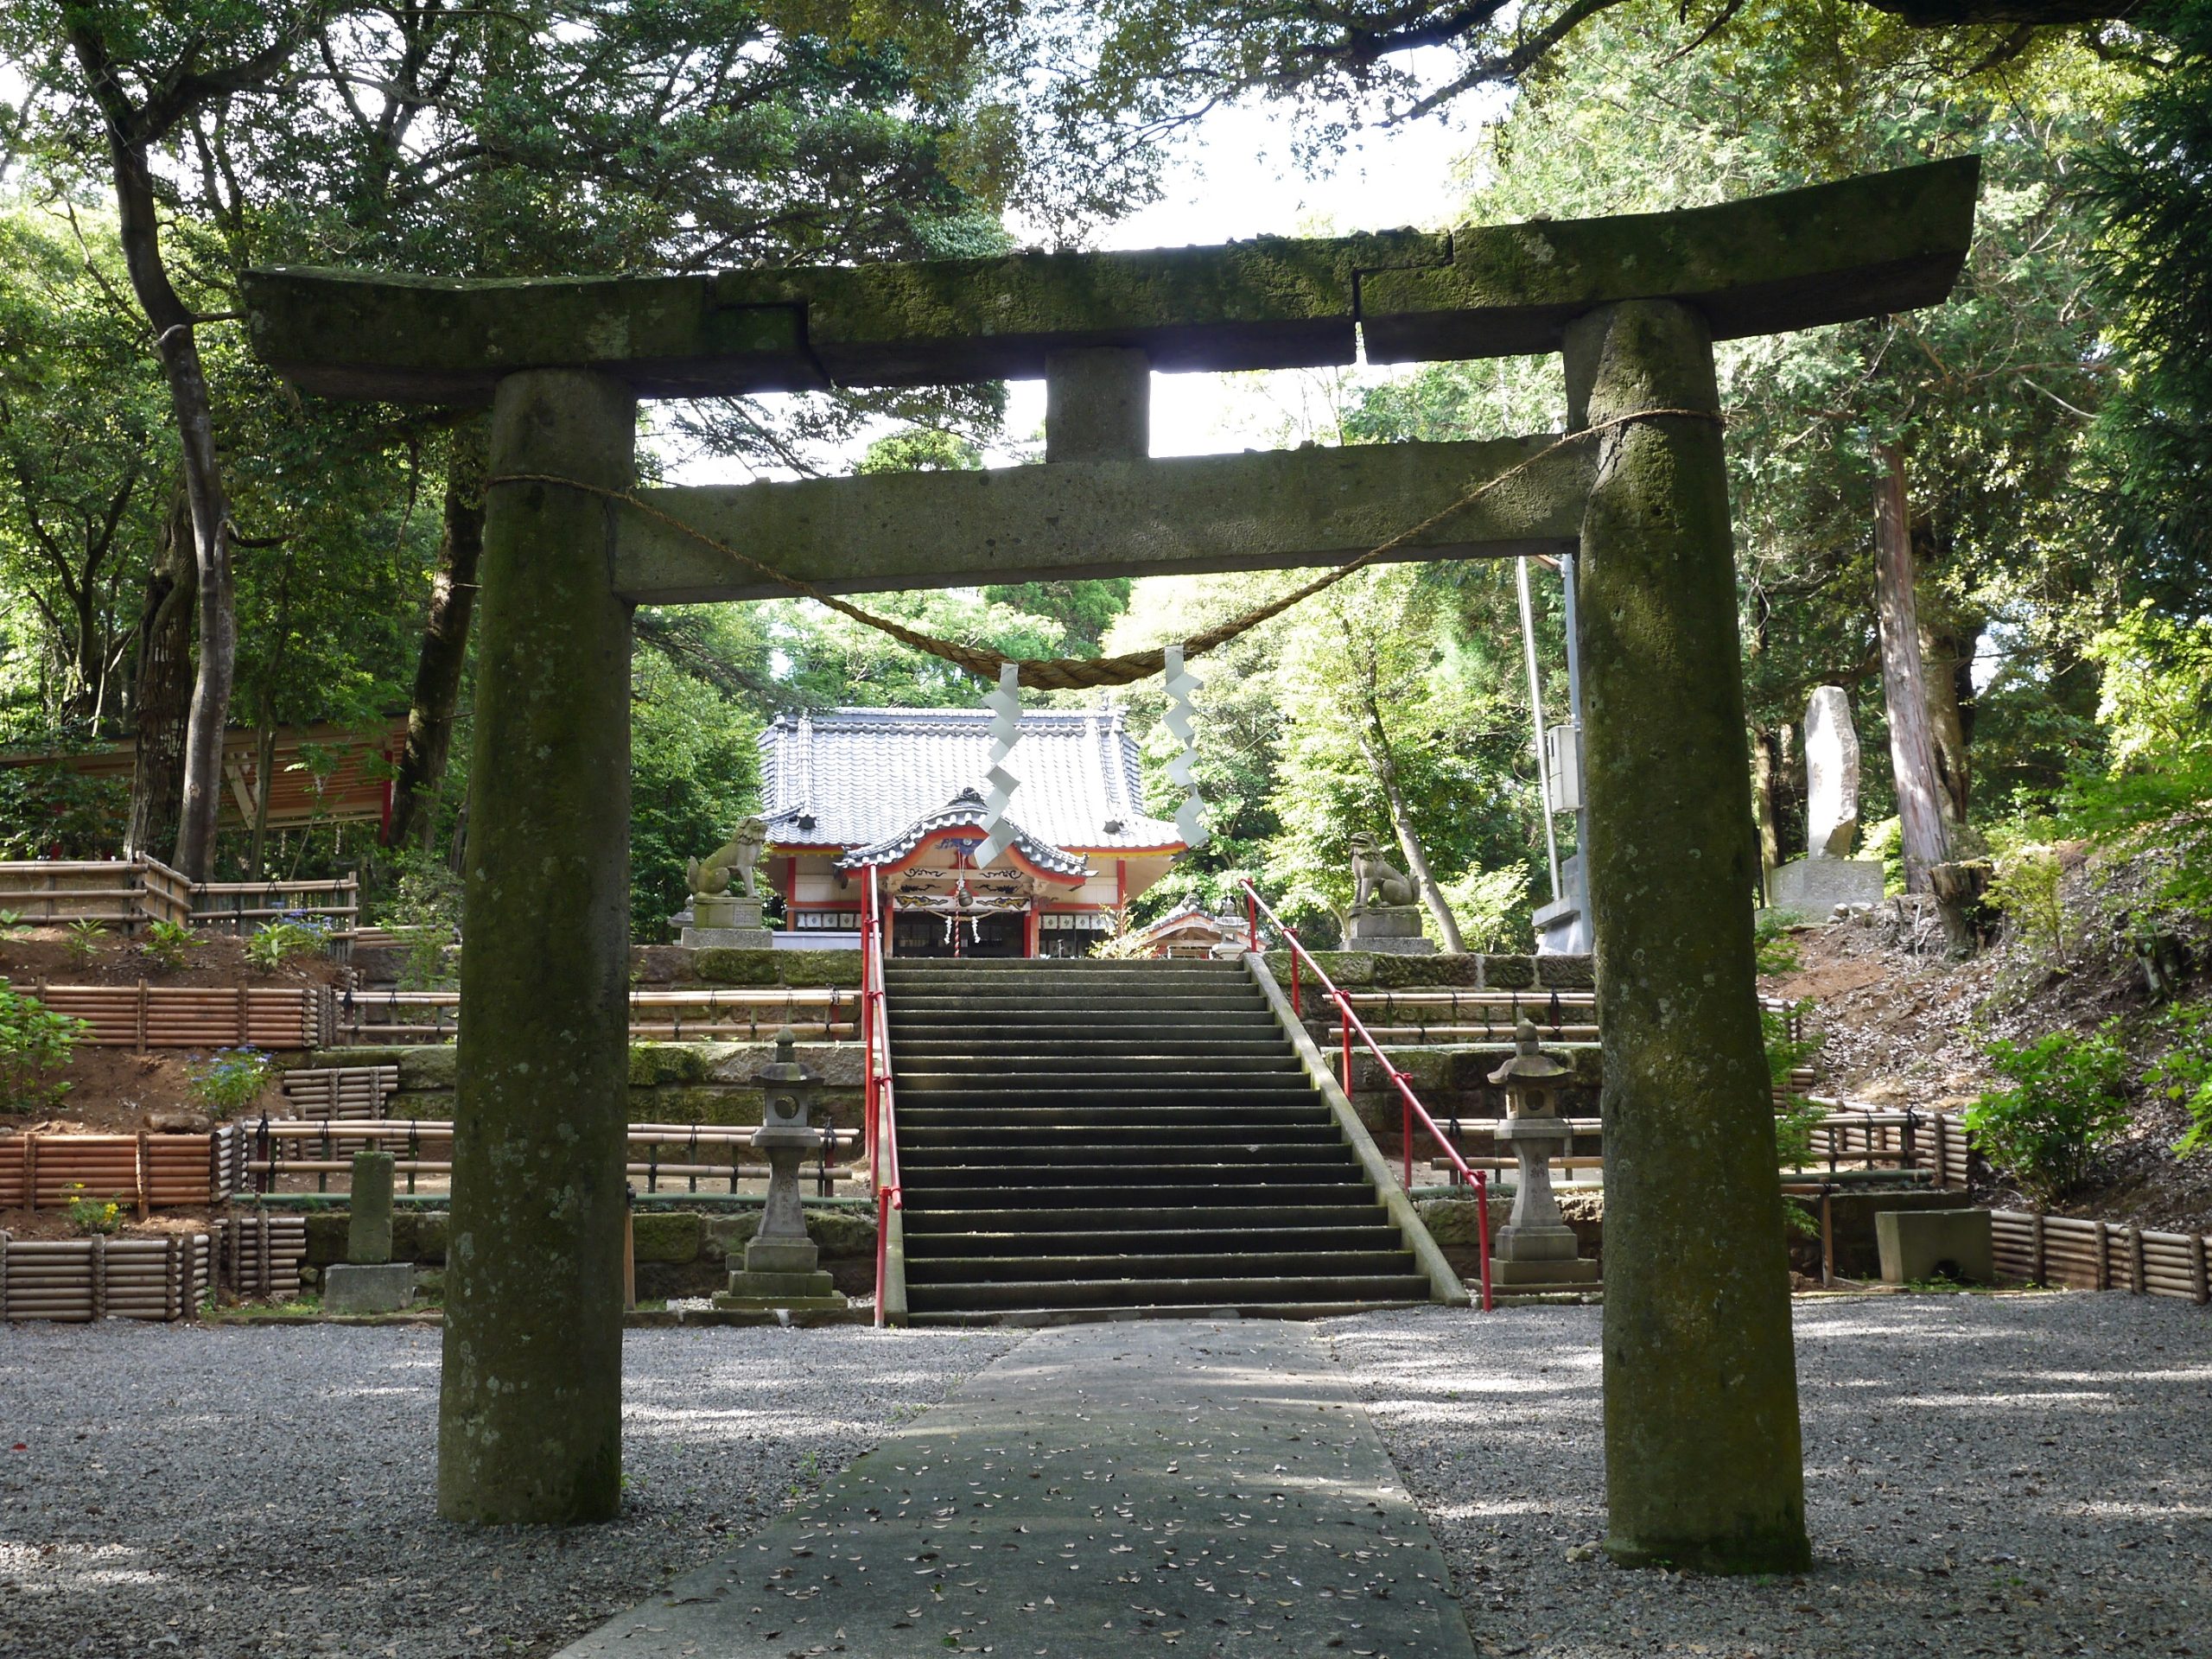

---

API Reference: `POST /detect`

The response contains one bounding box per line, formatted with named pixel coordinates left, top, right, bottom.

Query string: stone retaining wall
left=299, top=1205, right=879, bottom=1300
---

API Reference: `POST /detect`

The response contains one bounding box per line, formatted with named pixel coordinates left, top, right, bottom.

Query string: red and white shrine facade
left=757, top=707, right=1187, bottom=957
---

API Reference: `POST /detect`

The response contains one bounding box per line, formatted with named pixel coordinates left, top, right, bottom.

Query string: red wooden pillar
left=1024, top=906, right=1041, bottom=958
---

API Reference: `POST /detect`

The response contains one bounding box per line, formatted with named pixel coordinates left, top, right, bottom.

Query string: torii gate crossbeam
left=243, top=156, right=1980, bottom=1574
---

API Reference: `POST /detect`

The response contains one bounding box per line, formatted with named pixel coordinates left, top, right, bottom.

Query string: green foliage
left=378, top=853, right=464, bottom=992
left=61, top=1182, right=123, bottom=1236
left=139, top=920, right=198, bottom=972
left=1966, top=1020, right=2133, bottom=1202
left=2058, top=608, right=2212, bottom=922
left=184, top=1047, right=276, bottom=1116
left=2152, top=1005, right=2212, bottom=1158
left=1442, top=865, right=1530, bottom=953
left=630, top=649, right=760, bottom=936
left=1753, top=911, right=1804, bottom=976
left=1986, top=844, right=2071, bottom=961
left=1763, top=1001, right=1819, bottom=1092
left=0, top=978, right=86, bottom=1113
left=63, top=918, right=101, bottom=966
left=245, top=918, right=330, bottom=970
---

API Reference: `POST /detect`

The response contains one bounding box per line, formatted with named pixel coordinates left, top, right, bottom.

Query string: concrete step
left=899, top=1070, right=1310, bottom=1096
left=890, top=1051, right=1303, bottom=1076
left=905, top=1179, right=1378, bottom=1209
left=883, top=963, right=1249, bottom=977
left=893, top=1086, right=1325, bottom=1109
left=903, top=1299, right=1428, bottom=1326
left=898, top=1122, right=1341, bottom=1150
left=896, top=1104, right=1332, bottom=1130
left=900, top=1145, right=1357, bottom=1174
left=901, top=1203, right=1390, bottom=1236
left=903, top=1273, right=1433, bottom=1313
left=891, top=1008, right=1279, bottom=1030
left=892, top=1036, right=1287, bottom=1056
left=902, top=1224, right=1410, bottom=1256
left=891, top=996, right=1268, bottom=1017
left=903, top=1249, right=1417, bottom=1285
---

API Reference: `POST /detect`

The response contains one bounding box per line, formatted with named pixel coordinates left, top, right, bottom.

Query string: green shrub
left=1754, top=910, right=1805, bottom=976
left=61, top=1182, right=123, bottom=1236
left=0, top=979, right=87, bottom=1113
left=245, top=918, right=330, bottom=970
left=140, top=918, right=198, bottom=971
left=1763, top=998, right=1818, bottom=1091
left=1965, top=1020, right=2132, bottom=1203
left=1986, top=844, right=2070, bottom=961
left=185, top=1046, right=276, bottom=1116
left=64, top=918, right=102, bottom=965
left=2152, top=1006, right=2212, bottom=1158
left=379, top=855, right=463, bottom=990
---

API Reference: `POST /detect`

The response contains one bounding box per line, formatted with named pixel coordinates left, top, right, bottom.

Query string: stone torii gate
left=244, top=156, right=1978, bottom=1571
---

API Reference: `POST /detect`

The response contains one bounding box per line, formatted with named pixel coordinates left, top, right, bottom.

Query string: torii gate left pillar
left=243, top=156, right=1978, bottom=1557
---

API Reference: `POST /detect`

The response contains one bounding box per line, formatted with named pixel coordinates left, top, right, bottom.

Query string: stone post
left=347, top=1150, right=395, bottom=1264
left=437, top=369, right=637, bottom=1525
left=1562, top=300, right=1809, bottom=1574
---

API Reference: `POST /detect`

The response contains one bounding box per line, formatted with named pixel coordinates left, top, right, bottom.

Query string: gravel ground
left=0, top=1320, right=1020, bottom=1658
left=1325, top=1293, right=2212, bottom=1657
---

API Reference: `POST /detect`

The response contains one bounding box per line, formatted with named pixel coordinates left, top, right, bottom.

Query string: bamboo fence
left=0, top=1231, right=210, bottom=1321
left=28, top=980, right=335, bottom=1050
left=248, top=1117, right=860, bottom=1196
left=213, top=1212, right=306, bottom=1301
left=1993, top=1209, right=2212, bottom=1303
left=188, top=874, right=359, bottom=942
left=0, top=857, right=192, bottom=931
left=279, top=1065, right=399, bottom=1121
left=0, top=1127, right=240, bottom=1212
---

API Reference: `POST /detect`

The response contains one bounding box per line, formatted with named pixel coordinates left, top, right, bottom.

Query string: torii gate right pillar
left=1565, top=300, right=1810, bottom=1573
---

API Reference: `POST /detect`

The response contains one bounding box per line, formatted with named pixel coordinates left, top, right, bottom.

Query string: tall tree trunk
left=385, top=423, right=486, bottom=850
left=1871, top=444, right=1952, bottom=892
left=73, top=25, right=241, bottom=882
left=1751, top=728, right=1781, bottom=881
left=1357, top=704, right=1466, bottom=954
left=1915, top=545, right=1980, bottom=834
left=125, top=489, right=196, bottom=861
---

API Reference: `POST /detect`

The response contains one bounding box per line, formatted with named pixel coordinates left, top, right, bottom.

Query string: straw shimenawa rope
left=486, top=405, right=1720, bottom=691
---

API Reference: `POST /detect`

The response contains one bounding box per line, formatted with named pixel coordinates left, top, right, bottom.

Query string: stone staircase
left=885, top=957, right=1435, bottom=1325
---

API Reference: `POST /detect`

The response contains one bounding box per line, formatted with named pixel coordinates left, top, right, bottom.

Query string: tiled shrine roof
left=760, top=707, right=1184, bottom=855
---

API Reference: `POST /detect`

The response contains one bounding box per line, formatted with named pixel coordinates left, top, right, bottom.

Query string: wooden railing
left=862, top=863, right=902, bottom=1327
left=1240, top=878, right=1491, bottom=1310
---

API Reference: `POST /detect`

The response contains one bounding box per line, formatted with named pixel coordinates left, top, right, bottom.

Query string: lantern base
left=1490, top=1255, right=1600, bottom=1287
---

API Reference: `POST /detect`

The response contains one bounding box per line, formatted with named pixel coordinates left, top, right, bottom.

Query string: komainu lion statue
left=1348, top=832, right=1415, bottom=910
left=688, top=815, right=769, bottom=900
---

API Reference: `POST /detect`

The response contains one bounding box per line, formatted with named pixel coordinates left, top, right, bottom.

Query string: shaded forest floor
left=1762, top=849, right=2212, bottom=1235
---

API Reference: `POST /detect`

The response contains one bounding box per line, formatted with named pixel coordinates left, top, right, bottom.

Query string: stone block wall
left=301, top=1203, right=878, bottom=1300
left=1263, top=950, right=1594, bottom=991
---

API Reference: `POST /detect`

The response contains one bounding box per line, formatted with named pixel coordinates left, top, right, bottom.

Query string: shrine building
left=756, top=706, right=1187, bottom=957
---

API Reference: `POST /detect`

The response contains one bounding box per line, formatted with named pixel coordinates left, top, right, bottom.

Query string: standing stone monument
left=678, top=815, right=773, bottom=947
left=1343, top=832, right=1435, bottom=955
left=715, top=1030, right=845, bottom=1313
left=1766, top=686, right=1886, bottom=915
left=1485, top=1021, right=1599, bottom=1288
left=324, top=1148, right=416, bottom=1313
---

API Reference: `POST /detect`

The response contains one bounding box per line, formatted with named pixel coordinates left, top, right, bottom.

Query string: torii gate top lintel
left=243, top=156, right=1978, bottom=406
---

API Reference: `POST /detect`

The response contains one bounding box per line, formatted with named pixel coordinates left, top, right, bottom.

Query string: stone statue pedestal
left=1767, top=855, right=1884, bottom=918
left=1491, top=1114, right=1599, bottom=1287
left=1344, top=904, right=1434, bottom=955
left=681, top=893, right=772, bottom=950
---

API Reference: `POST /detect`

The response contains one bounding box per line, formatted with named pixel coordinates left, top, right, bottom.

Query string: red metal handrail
left=863, top=864, right=902, bottom=1326
left=1239, top=877, right=1492, bottom=1311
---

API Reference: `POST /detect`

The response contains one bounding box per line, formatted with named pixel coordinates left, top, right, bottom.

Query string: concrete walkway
left=560, top=1319, right=1477, bottom=1658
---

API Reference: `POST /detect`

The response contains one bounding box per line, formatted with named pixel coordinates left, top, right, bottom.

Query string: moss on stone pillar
left=436, top=368, right=637, bottom=1525
left=1563, top=300, right=1809, bottom=1575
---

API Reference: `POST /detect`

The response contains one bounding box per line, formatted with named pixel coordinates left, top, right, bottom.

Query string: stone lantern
left=1485, top=1020, right=1599, bottom=1288
left=714, top=1028, right=846, bottom=1312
